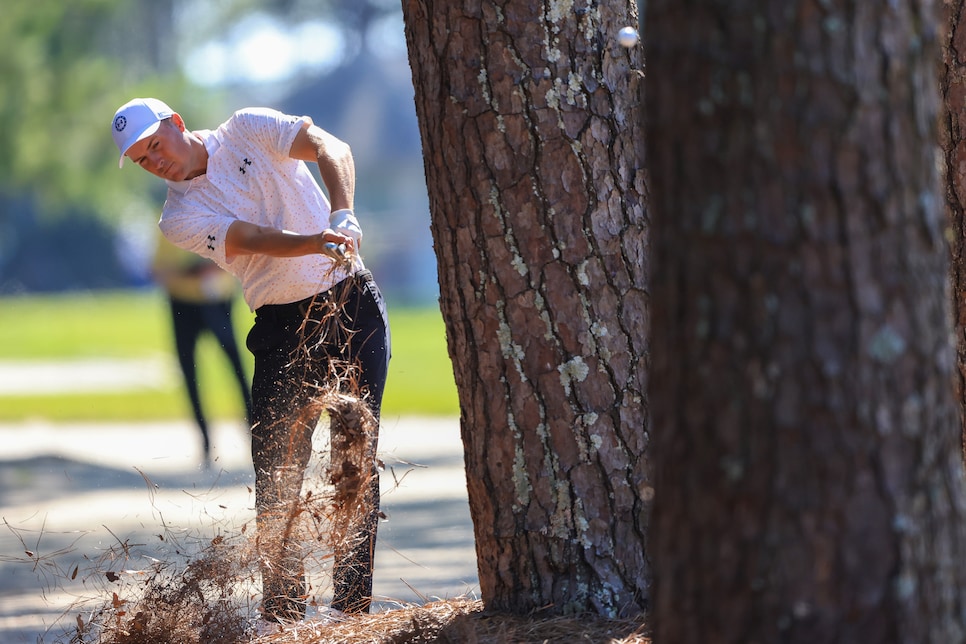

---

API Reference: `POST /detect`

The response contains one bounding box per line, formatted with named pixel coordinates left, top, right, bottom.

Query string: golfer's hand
left=318, top=229, right=354, bottom=260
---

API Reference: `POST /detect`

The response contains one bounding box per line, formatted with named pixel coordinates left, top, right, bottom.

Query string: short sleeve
left=228, top=108, right=307, bottom=159
left=159, top=210, right=236, bottom=266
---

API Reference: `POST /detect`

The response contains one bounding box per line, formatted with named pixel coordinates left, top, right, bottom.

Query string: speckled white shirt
left=159, top=107, right=361, bottom=310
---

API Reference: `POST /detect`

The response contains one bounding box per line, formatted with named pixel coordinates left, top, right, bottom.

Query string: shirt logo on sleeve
left=239, top=158, right=252, bottom=174
left=206, top=235, right=216, bottom=251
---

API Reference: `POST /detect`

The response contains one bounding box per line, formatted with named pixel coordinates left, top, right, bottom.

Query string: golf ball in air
left=617, top=26, right=639, bottom=48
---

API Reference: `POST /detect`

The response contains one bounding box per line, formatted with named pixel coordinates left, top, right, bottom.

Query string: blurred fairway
left=0, top=290, right=458, bottom=422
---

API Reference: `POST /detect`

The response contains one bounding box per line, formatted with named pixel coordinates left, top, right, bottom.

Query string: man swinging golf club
left=112, top=97, right=391, bottom=629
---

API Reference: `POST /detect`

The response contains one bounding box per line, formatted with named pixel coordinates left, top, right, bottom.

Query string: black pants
left=247, top=270, right=390, bottom=620
left=168, top=297, right=253, bottom=456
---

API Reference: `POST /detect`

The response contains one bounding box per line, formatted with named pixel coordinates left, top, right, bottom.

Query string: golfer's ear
left=170, top=113, right=187, bottom=131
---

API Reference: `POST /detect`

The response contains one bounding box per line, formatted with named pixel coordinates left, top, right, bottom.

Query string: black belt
left=256, top=270, right=373, bottom=321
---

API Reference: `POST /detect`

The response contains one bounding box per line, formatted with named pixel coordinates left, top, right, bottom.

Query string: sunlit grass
left=0, top=290, right=458, bottom=422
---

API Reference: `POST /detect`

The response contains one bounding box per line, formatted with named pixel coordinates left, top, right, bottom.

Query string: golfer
left=111, top=98, right=390, bottom=625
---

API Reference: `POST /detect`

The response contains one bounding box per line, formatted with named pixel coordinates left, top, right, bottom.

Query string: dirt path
left=0, top=416, right=476, bottom=643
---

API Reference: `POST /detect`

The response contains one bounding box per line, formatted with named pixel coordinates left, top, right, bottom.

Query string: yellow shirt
left=151, top=234, right=239, bottom=303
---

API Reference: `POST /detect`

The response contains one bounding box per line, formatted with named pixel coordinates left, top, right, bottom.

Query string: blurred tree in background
left=0, top=0, right=187, bottom=292
left=1, top=0, right=179, bottom=217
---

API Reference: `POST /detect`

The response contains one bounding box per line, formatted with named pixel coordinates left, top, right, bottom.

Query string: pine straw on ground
left=256, top=598, right=650, bottom=644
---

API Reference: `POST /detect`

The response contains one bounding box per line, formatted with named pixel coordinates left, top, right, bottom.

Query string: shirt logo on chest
left=239, top=158, right=252, bottom=174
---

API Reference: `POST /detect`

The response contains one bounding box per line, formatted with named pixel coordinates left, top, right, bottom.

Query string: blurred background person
left=151, top=232, right=254, bottom=465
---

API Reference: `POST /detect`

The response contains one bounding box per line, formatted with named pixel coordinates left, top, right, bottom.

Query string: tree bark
left=942, top=0, right=966, bottom=458
left=402, top=0, right=649, bottom=617
left=647, top=1, right=966, bottom=642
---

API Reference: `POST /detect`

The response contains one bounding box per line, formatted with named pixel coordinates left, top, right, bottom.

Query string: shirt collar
left=165, top=129, right=218, bottom=194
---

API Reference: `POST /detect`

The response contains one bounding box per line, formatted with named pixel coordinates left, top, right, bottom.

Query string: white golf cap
left=111, top=98, right=174, bottom=168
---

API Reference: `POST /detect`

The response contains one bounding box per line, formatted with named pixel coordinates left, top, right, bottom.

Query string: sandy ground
left=0, top=415, right=477, bottom=643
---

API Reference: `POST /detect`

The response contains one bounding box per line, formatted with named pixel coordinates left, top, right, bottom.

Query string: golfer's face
left=126, top=119, right=191, bottom=181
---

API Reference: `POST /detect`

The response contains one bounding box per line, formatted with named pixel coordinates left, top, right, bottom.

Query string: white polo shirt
left=159, top=107, right=362, bottom=310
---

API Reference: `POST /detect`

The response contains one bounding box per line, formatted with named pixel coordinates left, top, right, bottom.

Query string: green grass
left=0, top=290, right=458, bottom=422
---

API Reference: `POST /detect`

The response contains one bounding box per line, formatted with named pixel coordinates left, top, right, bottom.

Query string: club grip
left=324, top=241, right=347, bottom=259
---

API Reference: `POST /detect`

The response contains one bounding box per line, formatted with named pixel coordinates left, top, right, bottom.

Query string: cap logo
left=114, top=115, right=127, bottom=132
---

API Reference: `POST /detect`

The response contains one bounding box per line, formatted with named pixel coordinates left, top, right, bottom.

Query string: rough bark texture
left=943, top=0, right=966, bottom=456
left=401, top=0, right=648, bottom=617
left=646, top=1, right=966, bottom=642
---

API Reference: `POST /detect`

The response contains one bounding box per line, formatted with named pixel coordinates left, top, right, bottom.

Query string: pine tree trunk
left=402, top=0, right=649, bottom=617
left=942, top=0, right=966, bottom=457
left=647, top=1, right=966, bottom=641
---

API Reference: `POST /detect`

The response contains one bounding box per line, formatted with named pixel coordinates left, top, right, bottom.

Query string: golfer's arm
left=288, top=120, right=355, bottom=212
left=225, top=220, right=338, bottom=260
